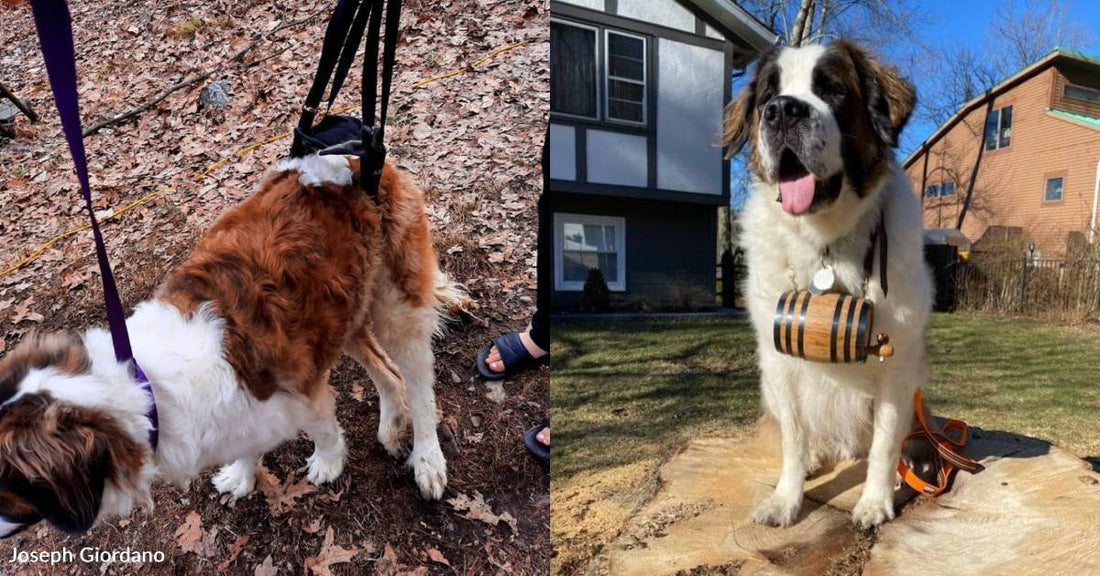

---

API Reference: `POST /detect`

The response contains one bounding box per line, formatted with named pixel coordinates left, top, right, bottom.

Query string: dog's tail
left=432, top=269, right=470, bottom=336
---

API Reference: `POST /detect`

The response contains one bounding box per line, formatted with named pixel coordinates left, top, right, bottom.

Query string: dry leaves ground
left=0, top=0, right=548, bottom=574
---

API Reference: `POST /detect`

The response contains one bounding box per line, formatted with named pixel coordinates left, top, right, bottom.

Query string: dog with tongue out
left=718, top=40, right=936, bottom=531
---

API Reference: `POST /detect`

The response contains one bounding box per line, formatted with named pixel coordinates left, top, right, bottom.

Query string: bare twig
left=0, top=81, right=38, bottom=122
left=81, top=9, right=326, bottom=137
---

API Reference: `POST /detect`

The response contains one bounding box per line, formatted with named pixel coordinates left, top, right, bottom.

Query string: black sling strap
left=359, top=0, right=401, bottom=194
left=290, top=0, right=403, bottom=199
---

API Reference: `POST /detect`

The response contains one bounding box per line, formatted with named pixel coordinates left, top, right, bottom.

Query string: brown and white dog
left=0, top=154, right=463, bottom=535
left=724, top=40, right=933, bottom=528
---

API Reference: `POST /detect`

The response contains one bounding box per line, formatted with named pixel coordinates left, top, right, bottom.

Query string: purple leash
left=28, top=0, right=159, bottom=451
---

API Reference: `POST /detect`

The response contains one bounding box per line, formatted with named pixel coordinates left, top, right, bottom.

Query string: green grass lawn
left=550, top=313, right=1100, bottom=575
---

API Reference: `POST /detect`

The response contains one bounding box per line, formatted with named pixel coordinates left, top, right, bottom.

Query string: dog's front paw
left=751, top=492, right=801, bottom=527
left=213, top=461, right=256, bottom=500
left=306, top=450, right=346, bottom=486
left=851, top=491, right=895, bottom=529
left=408, top=443, right=447, bottom=500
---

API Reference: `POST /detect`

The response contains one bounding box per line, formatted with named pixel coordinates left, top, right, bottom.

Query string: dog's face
left=724, top=41, right=915, bottom=215
left=0, top=333, right=144, bottom=536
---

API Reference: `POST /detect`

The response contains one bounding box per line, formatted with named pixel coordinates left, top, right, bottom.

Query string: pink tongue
left=779, top=174, right=816, bottom=214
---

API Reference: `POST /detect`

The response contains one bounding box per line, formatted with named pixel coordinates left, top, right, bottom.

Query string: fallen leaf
left=350, top=383, right=365, bottom=402
left=256, top=466, right=318, bottom=515
left=254, top=555, right=278, bottom=576
left=174, top=511, right=205, bottom=555
left=447, top=491, right=517, bottom=532
left=426, top=547, right=450, bottom=566
left=304, top=527, right=360, bottom=576
left=217, top=534, right=250, bottom=573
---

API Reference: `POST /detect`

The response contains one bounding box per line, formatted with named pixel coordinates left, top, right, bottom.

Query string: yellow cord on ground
left=1, top=40, right=533, bottom=278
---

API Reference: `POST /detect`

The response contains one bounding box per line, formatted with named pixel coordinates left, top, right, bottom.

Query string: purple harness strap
left=28, top=0, right=159, bottom=451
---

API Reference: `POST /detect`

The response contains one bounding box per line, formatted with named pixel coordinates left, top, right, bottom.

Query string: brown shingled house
left=904, top=48, right=1100, bottom=258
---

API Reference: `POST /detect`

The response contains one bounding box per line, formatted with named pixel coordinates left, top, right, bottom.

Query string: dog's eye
left=813, top=73, right=846, bottom=102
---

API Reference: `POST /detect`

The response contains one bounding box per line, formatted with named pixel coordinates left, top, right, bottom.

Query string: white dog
left=723, top=40, right=932, bottom=528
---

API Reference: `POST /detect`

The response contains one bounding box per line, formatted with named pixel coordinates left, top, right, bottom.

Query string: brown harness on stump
left=865, top=213, right=982, bottom=496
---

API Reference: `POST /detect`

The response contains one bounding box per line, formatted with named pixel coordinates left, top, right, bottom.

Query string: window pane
left=926, top=184, right=939, bottom=197
left=608, top=33, right=644, bottom=67
left=999, top=105, right=1012, bottom=148
left=608, top=100, right=643, bottom=122
left=599, top=253, right=618, bottom=282
left=562, top=222, right=586, bottom=250
left=984, top=110, right=999, bottom=150
left=551, top=22, right=597, bottom=117
left=1045, top=177, right=1063, bottom=201
left=942, top=181, right=955, bottom=196
left=609, top=80, right=644, bottom=102
left=603, top=225, right=617, bottom=252
left=1065, top=84, right=1100, bottom=103
left=607, top=32, right=644, bottom=81
left=562, top=251, right=600, bottom=282
left=609, top=53, right=644, bottom=80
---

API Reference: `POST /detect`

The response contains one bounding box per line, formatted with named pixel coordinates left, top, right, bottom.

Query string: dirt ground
left=0, top=0, right=549, bottom=574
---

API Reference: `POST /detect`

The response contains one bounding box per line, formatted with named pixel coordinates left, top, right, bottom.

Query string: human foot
left=524, top=422, right=550, bottom=463
left=476, top=329, right=548, bottom=381
left=486, top=328, right=547, bottom=373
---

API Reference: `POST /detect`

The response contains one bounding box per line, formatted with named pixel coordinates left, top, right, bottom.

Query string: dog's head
left=724, top=40, right=915, bottom=215
left=0, top=333, right=145, bottom=536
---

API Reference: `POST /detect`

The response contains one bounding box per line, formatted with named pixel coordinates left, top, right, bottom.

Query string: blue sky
left=893, top=0, right=1100, bottom=157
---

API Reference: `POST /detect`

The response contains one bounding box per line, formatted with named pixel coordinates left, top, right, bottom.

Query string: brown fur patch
left=0, top=393, right=145, bottom=530
left=0, top=333, right=90, bottom=406
left=158, top=159, right=439, bottom=401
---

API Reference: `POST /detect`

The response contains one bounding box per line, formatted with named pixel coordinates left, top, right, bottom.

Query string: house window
left=925, top=184, right=940, bottom=198
left=605, top=31, right=647, bottom=124
left=554, top=213, right=626, bottom=292
left=984, top=105, right=1012, bottom=151
left=1065, top=84, right=1100, bottom=104
left=941, top=181, right=956, bottom=196
left=551, top=21, right=598, bottom=119
left=1044, top=176, right=1063, bottom=202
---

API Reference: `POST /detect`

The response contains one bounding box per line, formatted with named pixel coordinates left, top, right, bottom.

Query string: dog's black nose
left=763, top=96, right=809, bottom=127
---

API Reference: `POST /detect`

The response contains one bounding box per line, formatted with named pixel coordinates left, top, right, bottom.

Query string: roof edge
left=687, top=0, right=778, bottom=52
left=903, top=48, right=1100, bottom=168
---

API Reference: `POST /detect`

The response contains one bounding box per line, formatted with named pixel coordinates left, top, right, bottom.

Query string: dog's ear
left=0, top=394, right=137, bottom=534
left=837, top=40, right=916, bottom=147
left=722, top=80, right=756, bottom=158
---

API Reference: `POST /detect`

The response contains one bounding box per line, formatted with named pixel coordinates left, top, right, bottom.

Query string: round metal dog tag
left=810, top=266, right=835, bottom=295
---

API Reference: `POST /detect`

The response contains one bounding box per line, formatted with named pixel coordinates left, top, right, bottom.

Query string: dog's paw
left=408, top=443, right=447, bottom=500
left=851, top=491, right=895, bottom=529
left=306, top=450, right=346, bottom=486
left=212, top=461, right=256, bottom=500
left=378, top=414, right=412, bottom=459
left=751, top=492, right=801, bottom=527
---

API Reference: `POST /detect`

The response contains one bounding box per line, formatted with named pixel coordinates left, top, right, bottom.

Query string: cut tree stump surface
left=607, top=427, right=1100, bottom=576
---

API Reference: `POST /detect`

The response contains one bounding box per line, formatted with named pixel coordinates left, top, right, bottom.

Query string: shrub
left=582, top=268, right=610, bottom=311
left=666, top=280, right=711, bottom=311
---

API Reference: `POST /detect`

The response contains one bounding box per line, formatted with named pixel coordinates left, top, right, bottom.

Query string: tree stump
left=606, top=426, right=1100, bottom=575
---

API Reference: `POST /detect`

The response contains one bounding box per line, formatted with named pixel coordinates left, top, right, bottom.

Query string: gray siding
left=656, top=39, right=725, bottom=194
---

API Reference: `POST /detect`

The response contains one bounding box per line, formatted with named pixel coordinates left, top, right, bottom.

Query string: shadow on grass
left=552, top=318, right=760, bottom=481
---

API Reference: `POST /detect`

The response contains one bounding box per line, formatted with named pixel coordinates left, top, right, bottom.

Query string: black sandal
left=524, top=421, right=550, bottom=463
left=476, top=332, right=548, bottom=381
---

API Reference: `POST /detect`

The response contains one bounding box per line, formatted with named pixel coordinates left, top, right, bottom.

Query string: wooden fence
left=955, top=252, right=1100, bottom=321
